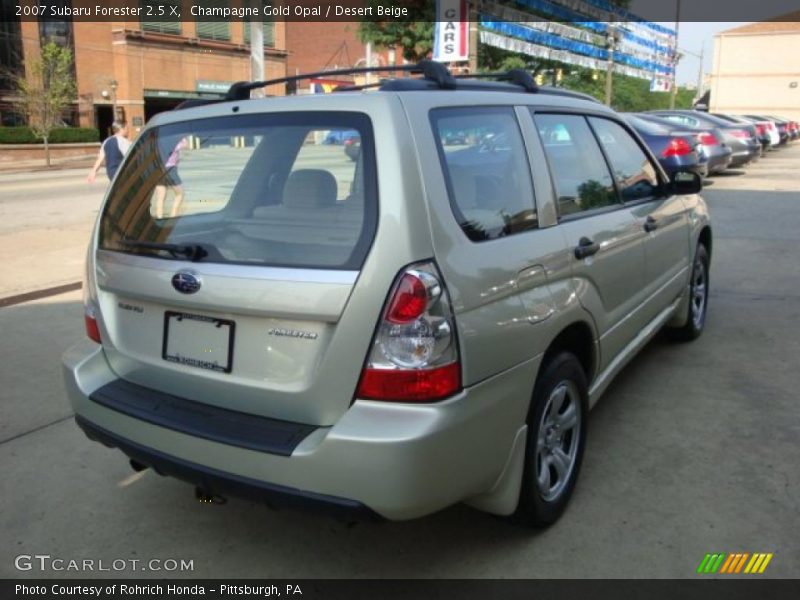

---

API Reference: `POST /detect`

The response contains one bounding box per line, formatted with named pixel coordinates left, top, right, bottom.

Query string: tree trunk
left=44, top=136, right=50, bottom=167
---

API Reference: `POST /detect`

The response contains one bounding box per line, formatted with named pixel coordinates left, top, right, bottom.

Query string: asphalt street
left=0, top=144, right=798, bottom=578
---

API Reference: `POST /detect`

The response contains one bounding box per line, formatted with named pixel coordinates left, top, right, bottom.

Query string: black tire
left=668, top=243, right=710, bottom=341
left=512, top=352, right=588, bottom=527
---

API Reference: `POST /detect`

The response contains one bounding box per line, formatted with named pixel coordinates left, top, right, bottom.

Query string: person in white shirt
left=86, top=121, right=131, bottom=183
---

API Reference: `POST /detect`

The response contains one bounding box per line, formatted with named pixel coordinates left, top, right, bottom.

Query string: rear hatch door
left=94, top=110, right=378, bottom=426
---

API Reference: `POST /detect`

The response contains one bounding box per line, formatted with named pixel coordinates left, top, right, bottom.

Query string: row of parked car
left=623, top=110, right=798, bottom=179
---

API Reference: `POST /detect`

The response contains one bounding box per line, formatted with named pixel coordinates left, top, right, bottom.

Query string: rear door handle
left=574, top=237, right=600, bottom=259
left=644, top=216, right=659, bottom=232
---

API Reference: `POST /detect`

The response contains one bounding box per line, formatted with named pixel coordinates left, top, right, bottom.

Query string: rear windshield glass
left=98, top=111, right=377, bottom=270
left=623, top=114, right=672, bottom=135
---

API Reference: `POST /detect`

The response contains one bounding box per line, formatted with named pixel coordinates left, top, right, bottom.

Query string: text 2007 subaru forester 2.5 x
left=63, top=62, right=711, bottom=526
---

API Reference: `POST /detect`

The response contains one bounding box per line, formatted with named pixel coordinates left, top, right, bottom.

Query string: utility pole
left=365, top=42, right=372, bottom=85
left=249, top=0, right=264, bottom=98
left=468, top=1, right=478, bottom=73
left=695, top=41, right=705, bottom=102
left=669, top=0, right=681, bottom=109
left=604, top=25, right=617, bottom=107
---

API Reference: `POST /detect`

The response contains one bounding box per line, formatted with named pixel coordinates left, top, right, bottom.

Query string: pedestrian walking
left=86, top=121, right=131, bottom=184
left=154, top=136, right=189, bottom=219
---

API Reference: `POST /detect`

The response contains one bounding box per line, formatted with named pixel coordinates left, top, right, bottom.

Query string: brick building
left=285, top=22, right=398, bottom=91
left=1, top=2, right=287, bottom=138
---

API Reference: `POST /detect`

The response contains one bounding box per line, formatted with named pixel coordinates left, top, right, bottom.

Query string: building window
left=243, top=20, right=275, bottom=47
left=38, top=0, right=77, bottom=84
left=0, top=0, right=23, bottom=93
left=196, top=1, right=230, bottom=41
left=140, top=0, right=182, bottom=35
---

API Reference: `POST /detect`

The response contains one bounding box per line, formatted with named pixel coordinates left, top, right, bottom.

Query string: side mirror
left=670, top=170, right=703, bottom=195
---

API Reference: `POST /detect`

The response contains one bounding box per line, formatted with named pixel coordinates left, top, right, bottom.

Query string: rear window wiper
left=120, top=240, right=209, bottom=262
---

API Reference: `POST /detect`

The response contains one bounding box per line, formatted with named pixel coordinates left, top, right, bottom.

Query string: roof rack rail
left=224, top=59, right=456, bottom=101
left=171, top=62, right=600, bottom=112
left=454, top=69, right=539, bottom=92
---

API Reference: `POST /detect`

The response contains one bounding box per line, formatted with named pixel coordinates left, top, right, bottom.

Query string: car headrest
left=283, top=169, right=337, bottom=209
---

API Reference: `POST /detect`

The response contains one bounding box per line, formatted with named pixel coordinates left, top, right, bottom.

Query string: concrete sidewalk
left=0, top=154, right=95, bottom=174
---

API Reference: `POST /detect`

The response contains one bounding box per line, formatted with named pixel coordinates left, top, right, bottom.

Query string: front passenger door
left=534, top=113, right=649, bottom=374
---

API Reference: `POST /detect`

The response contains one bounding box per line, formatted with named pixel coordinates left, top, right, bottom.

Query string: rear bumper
left=63, top=340, right=536, bottom=520
left=707, top=153, right=731, bottom=173
left=76, top=416, right=380, bottom=519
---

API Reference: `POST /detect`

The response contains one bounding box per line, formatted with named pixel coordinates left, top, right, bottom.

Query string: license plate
left=162, top=311, right=235, bottom=373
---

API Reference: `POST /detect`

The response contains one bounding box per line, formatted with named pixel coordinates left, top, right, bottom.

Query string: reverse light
left=661, top=138, right=693, bottom=157
left=356, top=262, right=461, bottom=402
left=84, top=303, right=101, bottom=344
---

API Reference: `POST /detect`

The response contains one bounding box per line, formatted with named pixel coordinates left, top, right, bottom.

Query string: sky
left=666, top=22, right=747, bottom=85
left=626, top=0, right=798, bottom=85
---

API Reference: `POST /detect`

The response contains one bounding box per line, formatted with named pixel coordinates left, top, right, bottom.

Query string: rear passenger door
left=423, top=106, right=566, bottom=384
left=533, top=112, right=649, bottom=372
left=588, top=117, right=690, bottom=323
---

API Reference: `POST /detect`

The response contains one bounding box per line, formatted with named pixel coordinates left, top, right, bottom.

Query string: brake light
left=697, top=132, right=718, bottom=146
left=356, top=262, right=461, bottom=402
left=357, top=363, right=461, bottom=401
left=84, top=303, right=101, bottom=343
left=755, top=124, right=766, bottom=136
left=661, top=137, right=693, bottom=157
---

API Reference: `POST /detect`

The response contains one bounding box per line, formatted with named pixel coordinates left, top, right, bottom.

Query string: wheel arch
left=698, top=225, right=712, bottom=258
left=540, top=320, right=596, bottom=384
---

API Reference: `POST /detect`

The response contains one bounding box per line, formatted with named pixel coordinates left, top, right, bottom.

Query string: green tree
left=357, top=1, right=435, bottom=63
left=12, top=41, right=77, bottom=166
left=560, top=65, right=695, bottom=111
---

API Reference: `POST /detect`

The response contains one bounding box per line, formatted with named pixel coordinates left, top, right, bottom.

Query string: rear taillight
left=755, top=124, right=766, bottom=136
left=729, top=129, right=749, bottom=139
left=356, top=262, right=461, bottom=402
left=661, top=137, right=693, bottom=157
left=84, top=303, right=101, bottom=344
left=698, top=132, right=719, bottom=146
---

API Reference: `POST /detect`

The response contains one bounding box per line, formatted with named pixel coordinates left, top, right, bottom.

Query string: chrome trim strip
left=96, top=250, right=359, bottom=285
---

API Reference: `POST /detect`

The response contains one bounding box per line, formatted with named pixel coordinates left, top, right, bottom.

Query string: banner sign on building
left=432, top=0, right=469, bottom=62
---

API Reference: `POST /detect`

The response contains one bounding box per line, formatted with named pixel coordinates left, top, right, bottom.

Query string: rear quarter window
left=430, top=107, right=538, bottom=242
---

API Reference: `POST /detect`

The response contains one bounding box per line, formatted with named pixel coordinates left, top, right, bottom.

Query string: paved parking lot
left=1, top=145, right=799, bottom=578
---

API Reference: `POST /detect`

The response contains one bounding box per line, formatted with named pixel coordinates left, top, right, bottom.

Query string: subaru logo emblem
left=171, top=271, right=201, bottom=294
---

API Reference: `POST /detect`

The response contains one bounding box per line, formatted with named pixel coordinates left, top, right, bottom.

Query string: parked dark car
left=635, top=113, right=732, bottom=174
left=622, top=114, right=708, bottom=178
left=764, top=116, right=799, bottom=142
left=648, top=110, right=761, bottom=168
left=743, top=115, right=791, bottom=145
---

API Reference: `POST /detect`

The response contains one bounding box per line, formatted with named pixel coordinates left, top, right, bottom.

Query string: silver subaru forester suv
left=63, top=62, right=711, bottom=526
